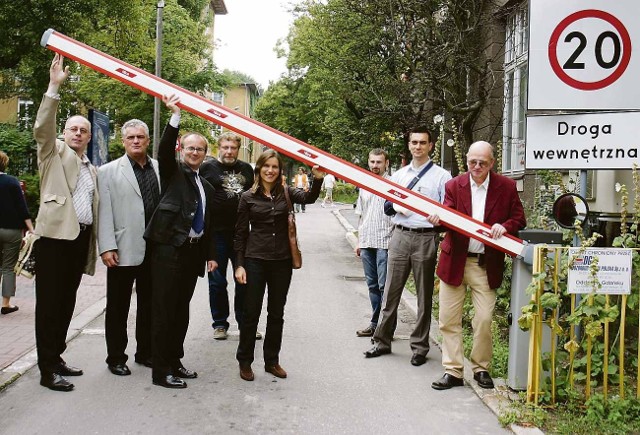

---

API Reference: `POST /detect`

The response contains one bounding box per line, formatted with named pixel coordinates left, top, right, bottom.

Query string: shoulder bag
left=283, top=187, right=302, bottom=269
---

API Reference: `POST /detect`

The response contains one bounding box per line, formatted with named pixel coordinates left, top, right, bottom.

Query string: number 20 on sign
left=528, top=1, right=640, bottom=110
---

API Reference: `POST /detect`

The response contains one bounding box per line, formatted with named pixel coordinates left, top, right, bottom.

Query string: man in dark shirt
left=200, top=133, right=254, bottom=340
left=98, top=119, right=160, bottom=377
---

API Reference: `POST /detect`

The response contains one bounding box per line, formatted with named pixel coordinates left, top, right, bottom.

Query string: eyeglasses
left=125, top=135, right=148, bottom=141
left=467, top=159, right=490, bottom=168
left=184, top=146, right=206, bottom=154
left=66, top=126, right=89, bottom=135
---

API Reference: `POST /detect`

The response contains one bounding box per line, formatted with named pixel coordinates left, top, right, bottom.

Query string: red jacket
left=436, top=172, right=526, bottom=289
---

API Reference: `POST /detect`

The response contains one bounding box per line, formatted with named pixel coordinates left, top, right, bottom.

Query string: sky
left=213, top=0, right=300, bottom=89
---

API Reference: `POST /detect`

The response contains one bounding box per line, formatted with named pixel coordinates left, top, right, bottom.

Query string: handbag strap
left=406, top=161, right=434, bottom=190
left=283, top=186, right=294, bottom=213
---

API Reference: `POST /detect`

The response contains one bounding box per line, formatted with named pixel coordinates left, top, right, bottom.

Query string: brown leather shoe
left=239, top=364, right=254, bottom=381
left=265, top=364, right=287, bottom=378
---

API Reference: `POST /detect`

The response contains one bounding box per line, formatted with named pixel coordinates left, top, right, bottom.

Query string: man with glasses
left=200, top=132, right=254, bottom=341
left=429, top=141, right=525, bottom=390
left=364, top=127, right=451, bottom=367
left=33, top=54, right=99, bottom=391
left=144, top=94, right=218, bottom=389
left=97, top=119, right=160, bottom=377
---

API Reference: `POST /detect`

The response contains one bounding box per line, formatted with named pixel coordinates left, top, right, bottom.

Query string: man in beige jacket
left=34, top=54, right=99, bottom=392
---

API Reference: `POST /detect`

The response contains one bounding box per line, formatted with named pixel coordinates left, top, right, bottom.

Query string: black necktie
left=192, top=173, right=204, bottom=234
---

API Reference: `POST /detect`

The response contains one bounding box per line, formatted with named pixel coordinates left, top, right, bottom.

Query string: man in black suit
left=144, top=95, right=217, bottom=389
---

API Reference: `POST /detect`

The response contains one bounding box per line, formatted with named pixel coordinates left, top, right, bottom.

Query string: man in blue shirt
left=364, top=127, right=451, bottom=367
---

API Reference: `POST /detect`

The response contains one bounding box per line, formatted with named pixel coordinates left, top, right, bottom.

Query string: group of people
left=355, top=128, right=526, bottom=391
left=31, top=54, right=324, bottom=392
left=27, top=52, right=524, bottom=394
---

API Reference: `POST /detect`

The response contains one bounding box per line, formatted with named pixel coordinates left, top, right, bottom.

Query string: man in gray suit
left=98, top=119, right=160, bottom=376
left=34, top=54, right=99, bottom=392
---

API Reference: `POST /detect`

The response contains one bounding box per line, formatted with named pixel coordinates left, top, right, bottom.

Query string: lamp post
left=152, top=0, right=165, bottom=159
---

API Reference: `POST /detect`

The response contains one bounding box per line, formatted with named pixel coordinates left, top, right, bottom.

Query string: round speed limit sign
left=548, top=9, right=632, bottom=91
left=528, top=1, right=640, bottom=110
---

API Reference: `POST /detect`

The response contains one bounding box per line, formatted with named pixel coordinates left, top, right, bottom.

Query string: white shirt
left=356, top=174, right=394, bottom=249
left=389, top=159, right=451, bottom=228
left=322, top=174, right=336, bottom=189
left=468, top=174, right=490, bottom=254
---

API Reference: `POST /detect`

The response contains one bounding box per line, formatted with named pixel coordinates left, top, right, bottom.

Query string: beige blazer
left=97, top=154, right=159, bottom=266
left=33, top=95, right=98, bottom=275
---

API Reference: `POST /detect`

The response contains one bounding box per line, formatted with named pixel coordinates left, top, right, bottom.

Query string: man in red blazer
left=429, top=141, right=526, bottom=390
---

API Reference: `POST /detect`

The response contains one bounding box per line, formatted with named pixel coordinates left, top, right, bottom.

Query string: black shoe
left=431, top=373, right=464, bottom=390
left=0, top=305, right=19, bottom=315
left=40, top=373, right=74, bottom=392
left=473, top=371, right=495, bottom=389
left=57, top=362, right=83, bottom=376
left=135, top=357, right=153, bottom=368
left=364, top=346, right=391, bottom=358
left=153, top=375, right=187, bottom=389
left=108, top=364, right=131, bottom=376
left=410, top=354, right=427, bottom=366
left=173, top=367, right=198, bottom=379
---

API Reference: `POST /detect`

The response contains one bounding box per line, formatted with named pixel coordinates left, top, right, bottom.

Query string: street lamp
left=152, top=0, right=165, bottom=159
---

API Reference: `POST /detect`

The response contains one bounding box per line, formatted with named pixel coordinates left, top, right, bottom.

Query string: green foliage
left=331, top=181, right=358, bottom=205
left=257, top=0, right=503, bottom=168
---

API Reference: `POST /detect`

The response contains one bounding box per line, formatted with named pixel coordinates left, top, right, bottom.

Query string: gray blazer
left=97, top=154, right=160, bottom=267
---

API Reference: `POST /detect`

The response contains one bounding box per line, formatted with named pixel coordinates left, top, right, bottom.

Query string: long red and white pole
left=41, top=28, right=529, bottom=258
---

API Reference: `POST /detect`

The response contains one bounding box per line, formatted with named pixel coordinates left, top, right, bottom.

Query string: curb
left=333, top=209, right=543, bottom=435
left=0, top=297, right=106, bottom=391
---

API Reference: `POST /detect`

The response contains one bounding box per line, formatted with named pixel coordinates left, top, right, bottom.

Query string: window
left=502, top=4, right=528, bottom=175
left=212, top=91, right=224, bottom=105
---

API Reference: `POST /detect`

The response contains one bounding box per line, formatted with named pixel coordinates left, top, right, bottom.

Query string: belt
left=79, top=223, right=92, bottom=232
left=395, top=225, right=434, bottom=233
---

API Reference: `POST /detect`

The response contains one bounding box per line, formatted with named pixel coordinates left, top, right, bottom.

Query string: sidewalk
left=0, top=263, right=107, bottom=387
left=334, top=206, right=542, bottom=435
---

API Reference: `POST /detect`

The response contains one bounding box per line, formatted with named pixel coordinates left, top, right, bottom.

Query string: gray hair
left=121, top=119, right=150, bottom=137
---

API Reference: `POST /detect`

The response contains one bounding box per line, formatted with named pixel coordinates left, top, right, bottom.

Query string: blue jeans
left=360, top=248, right=388, bottom=327
left=208, top=231, right=246, bottom=329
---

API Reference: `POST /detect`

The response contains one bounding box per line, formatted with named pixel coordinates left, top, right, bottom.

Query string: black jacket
left=144, top=123, right=215, bottom=273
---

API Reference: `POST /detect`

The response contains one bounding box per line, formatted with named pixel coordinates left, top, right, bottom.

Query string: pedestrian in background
left=0, top=151, right=34, bottom=315
left=292, top=166, right=309, bottom=213
left=234, top=150, right=324, bottom=381
left=354, top=149, right=393, bottom=338
left=200, top=132, right=255, bottom=342
left=321, top=173, right=336, bottom=207
left=98, top=118, right=160, bottom=376
left=430, top=141, right=525, bottom=391
left=33, top=54, right=99, bottom=392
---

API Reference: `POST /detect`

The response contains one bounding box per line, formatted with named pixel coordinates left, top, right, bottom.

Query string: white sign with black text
left=567, top=248, right=632, bottom=295
left=526, top=111, right=640, bottom=169
left=528, top=0, right=640, bottom=110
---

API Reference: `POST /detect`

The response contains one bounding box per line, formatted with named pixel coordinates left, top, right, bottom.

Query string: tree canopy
left=256, top=0, right=504, bottom=169
left=0, top=0, right=228, bottom=141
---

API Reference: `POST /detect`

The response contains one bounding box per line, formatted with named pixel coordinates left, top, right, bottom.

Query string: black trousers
left=236, top=258, right=292, bottom=366
left=150, top=241, right=202, bottom=378
left=35, top=229, right=91, bottom=374
left=105, top=254, right=152, bottom=365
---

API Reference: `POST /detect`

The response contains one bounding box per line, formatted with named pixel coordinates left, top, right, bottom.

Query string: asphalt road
left=0, top=203, right=508, bottom=435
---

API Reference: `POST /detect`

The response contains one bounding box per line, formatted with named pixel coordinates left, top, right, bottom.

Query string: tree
left=0, top=0, right=228, bottom=141
left=260, top=0, right=505, bottom=170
